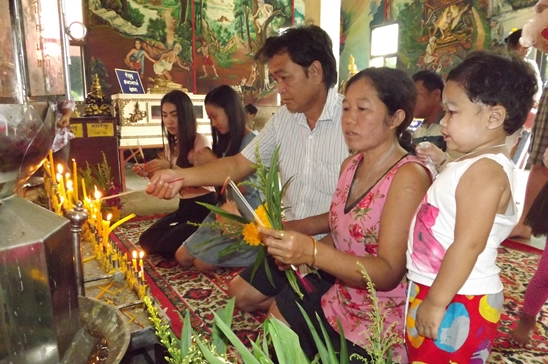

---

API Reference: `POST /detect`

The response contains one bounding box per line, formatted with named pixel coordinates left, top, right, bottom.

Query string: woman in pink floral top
left=259, top=68, right=432, bottom=363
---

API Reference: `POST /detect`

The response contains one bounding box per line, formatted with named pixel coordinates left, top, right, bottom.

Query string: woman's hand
left=193, top=147, right=218, bottom=166
left=132, top=159, right=170, bottom=178
left=57, top=112, right=71, bottom=128
left=543, top=146, right=548, bottom=168
left=132, top=163, right=149, bottom=178
left=259, top=226, right=315, bottom=267
left=144, top=159, right=171, bottom=175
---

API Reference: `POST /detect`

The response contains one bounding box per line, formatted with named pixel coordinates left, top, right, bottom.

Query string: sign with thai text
left=70, top=123, right=83, bottom=138
left=87, top=123, right=114, bottom=137
left=115, top=69, right=145, bottom=94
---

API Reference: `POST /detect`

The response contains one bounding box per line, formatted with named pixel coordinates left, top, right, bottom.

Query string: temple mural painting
left=86, top=0, right=300, bottom=106
left=340, top=0, right=538, bottom=85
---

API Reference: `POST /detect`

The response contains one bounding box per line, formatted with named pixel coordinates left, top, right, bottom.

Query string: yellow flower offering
left=255, top=204, right=272, bottom=228
left=242, top=222, right=262, bottom=246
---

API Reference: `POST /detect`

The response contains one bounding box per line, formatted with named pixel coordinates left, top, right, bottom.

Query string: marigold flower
left=255, top=204, right=272, bottom=228
left=242, top=222, right=262, bottom=246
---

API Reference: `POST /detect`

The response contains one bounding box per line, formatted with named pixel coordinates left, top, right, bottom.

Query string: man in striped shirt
left=147, top=24, right=349, bottom=312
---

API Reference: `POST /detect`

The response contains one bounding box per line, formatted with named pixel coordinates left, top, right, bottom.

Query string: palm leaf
left=210, top=311, right=261, bottom=363
left=249, top=246, right=275, bottom=288
left=264, top=317, right=310, bottom=364
left=211, top=298, right=234, bottom=355
left=180, top=311, right=192, bottom=358
left=337, top=320, right=349, bottom=364
left=196, top=202, right=251, bottom=224
left=297, top=305, right=347, bottom=363
left=195, top=340, right=230, bottom=364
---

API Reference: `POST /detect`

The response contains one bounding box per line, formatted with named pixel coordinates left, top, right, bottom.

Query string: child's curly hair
left=447, top=51, right=538, bottom=135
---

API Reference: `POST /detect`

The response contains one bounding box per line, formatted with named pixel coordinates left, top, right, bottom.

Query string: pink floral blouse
left=322, top=153, right=423, bottom=363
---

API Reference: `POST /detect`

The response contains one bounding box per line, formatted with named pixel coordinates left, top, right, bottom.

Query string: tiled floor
left=119, top=163, right=546, bottom=251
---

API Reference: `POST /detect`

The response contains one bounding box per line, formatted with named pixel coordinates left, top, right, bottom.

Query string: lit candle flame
left=132, top=250, right=137, bottom=259
left=107, top=213, right=112, bottom=221
left=57, top=164, right=63, bottom=174
left=66, top=180, right=73, bottom=190
left=139, top=251, right=144, bottom=259
left=94, top=186, right=101, bottom=200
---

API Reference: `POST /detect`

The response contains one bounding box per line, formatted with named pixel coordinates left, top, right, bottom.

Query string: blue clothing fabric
left=182, top=132, right=263, bottom=267
left=130, top=49, right=145, bottom=75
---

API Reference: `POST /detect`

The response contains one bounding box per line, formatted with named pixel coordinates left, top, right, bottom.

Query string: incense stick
left=129, top=148, right=140, bottom=164
left=167, top=177, right=185, bottom=184
left=136, top=139, right=146, bottom=163
left=100, top=189, right=145, bottom=200
left=100, top=178, right=184, bottom=201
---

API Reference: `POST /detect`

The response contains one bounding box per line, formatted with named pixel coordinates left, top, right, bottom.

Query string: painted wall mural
left=340, top=0, right=538, bottom=82
left=86, top=0, right=302, bottom=105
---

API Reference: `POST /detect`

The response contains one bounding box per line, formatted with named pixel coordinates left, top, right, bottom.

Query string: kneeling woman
left=256, top=68, right=432, bottom=363
left=135, top=90, right=216, bottom=259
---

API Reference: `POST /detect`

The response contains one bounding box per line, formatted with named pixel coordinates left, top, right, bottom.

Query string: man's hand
left=146, top=169, right=184, bottom=199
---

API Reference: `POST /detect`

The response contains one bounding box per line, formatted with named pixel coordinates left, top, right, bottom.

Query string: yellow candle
left=45, top=177, right=51, bottom=198
left=132, top=250, right=138, bottom=272
left=83, top=197, right=91, bottom=212
left=82, top=178, right=88, bottom=201
left=102, top=213, right=111, bottom=246
left=51, top=194, right=61, bottom=215
left=56, top=173, right=66, bottom=205
left=72, top=159, right=79, bottom=202
left=96, top=208, right=102, bottom=238
left=66, top=184, right=73, bottom=210
left=94, top=187, right=102, bottom=237
left=107, top=213, right=136, bottom=234
left=65, top=172, right=71, bottom=191
left=48, top=150, right=55, bottom=177
left=59, top=196, right=65, bottom=213
left=139, top=251, right=145, bottom=283
left=87, top=202, right=95, bottom=227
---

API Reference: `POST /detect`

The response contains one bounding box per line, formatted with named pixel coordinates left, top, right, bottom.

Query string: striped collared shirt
left=241, top=87, right=349, bottom=220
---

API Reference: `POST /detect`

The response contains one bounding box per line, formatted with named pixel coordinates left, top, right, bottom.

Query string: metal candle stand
left=66, top=201, right=88, bottom=296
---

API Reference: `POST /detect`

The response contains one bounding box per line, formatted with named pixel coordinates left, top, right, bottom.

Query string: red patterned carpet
left=111, top=215, right=266, bottom=345
left=490, top=240, right=548, bottom=363
left=111, top=216, right=548, bottom=363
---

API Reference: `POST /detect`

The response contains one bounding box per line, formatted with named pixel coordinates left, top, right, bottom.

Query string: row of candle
left=84, top=215, right=147, bottom=298
left=76, top=198, right=147, bottom=298
left=44, top=150, right=146, bottom=298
